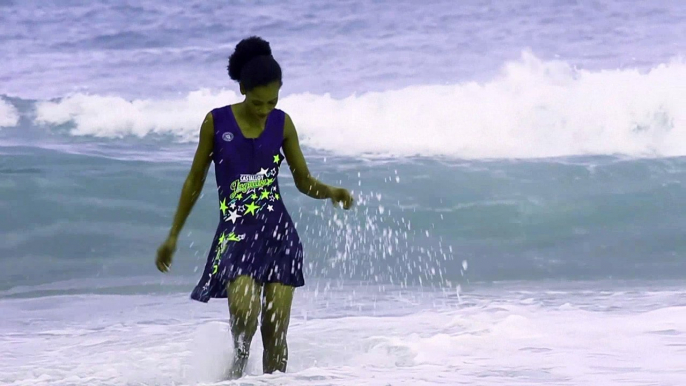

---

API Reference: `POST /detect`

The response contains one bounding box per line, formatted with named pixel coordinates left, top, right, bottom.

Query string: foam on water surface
left=25, top=54, right=686, bottom=159
left=2, top=281, right=685, bottom=385
left=0, top=98, right=19, bottom=128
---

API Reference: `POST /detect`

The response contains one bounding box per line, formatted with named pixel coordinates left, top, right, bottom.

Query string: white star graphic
left=267, top=205, right=274, bottom=212
left=229, top=202, right=236, bottom=209
left=227, top=209, right=242, bottom=223
left=257, top=168, right=269, bottom=175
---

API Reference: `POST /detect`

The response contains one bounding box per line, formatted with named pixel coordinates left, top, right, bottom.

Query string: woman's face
left=244, top=81, right=280, bottom=120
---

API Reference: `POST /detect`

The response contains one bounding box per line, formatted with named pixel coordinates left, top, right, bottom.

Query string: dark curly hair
left=227, top=36, right=282, bottom=91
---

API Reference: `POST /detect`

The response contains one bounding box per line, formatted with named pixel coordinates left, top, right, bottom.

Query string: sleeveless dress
left=190, top=105, right=305, bottom=303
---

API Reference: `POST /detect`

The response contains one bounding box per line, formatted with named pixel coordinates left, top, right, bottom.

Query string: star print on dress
left=227, top=209, right=241, bottom=223
left=215, top=229, right=245, bottom=256
left=227, top=232, right=242, bottom=242
left=267, top=205, right=274, bottom=212
left=220, top=198, right=228, bottom=216
left=217, top=232, right=227, bottom=253
left=260, top=190, right=270, bottom=200
left=245, top=201, right=260, bottom=216
left=273, top=154, right=280, bottom=164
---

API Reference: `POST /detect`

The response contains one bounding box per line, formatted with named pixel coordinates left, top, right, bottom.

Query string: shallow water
left=2, top=280, right=685, bottom=385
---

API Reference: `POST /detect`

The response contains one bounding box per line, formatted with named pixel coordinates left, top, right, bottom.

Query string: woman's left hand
left=329, top=187, right=354, bottom=209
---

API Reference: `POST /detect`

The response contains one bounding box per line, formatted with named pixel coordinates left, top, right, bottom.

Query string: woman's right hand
left=156, top=236, right=177, bottom=273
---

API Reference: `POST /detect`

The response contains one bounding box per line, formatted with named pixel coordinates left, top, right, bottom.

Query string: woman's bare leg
left=226, top=275, right=262, bottom=379
left=260, top=282, right=295, bottom=374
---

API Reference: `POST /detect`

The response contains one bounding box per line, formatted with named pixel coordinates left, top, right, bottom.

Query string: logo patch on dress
left=239, top=174, right=264, bottom=182
left=222, top=132, right=234, bottom=142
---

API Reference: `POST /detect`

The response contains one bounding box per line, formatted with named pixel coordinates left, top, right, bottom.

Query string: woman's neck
left=236, top=102, right=266, bottom=126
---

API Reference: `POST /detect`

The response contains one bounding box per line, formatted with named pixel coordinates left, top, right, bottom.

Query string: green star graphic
left=219, top=198, right=228, bottom=216
left=228, top=232, right=241, bottom=241
left=251, top=193, right=258, bottom=200
left=260, top=190, right=270, bottom=200
left=236, top=193, right=243, bottom=200
left=217, top=232, right=227, bottom=253
left=273, top=154, right=281, bottom=163
left=275, top=193, right=280, bottom=200
left=245, top=201, right=260, bottom=215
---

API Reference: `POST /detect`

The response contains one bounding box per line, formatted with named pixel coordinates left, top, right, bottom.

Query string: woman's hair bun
left=228, top=36, right=272, bottom=81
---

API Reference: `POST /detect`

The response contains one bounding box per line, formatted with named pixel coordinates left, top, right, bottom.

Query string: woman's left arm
left=282, top=113, right=354, bottom=209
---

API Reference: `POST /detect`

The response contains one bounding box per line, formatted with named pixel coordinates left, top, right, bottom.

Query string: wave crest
left=32, top=52, right=686, bottom=159
left=0, top=98, right=19, bottom=127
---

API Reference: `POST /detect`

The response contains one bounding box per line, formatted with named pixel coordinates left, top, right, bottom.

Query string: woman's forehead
left=249, top=83, right=280, bottom=100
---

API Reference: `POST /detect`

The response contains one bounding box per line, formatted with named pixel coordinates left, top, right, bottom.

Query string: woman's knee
left=228, top=276, right=261, bottom=324
left=261, top=310, right=289, bottom=345
left=260, top=283, right=294, bottom=344
left=230, top=303, right=260, bottom=327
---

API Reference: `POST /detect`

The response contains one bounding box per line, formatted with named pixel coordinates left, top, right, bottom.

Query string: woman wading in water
left=155, top=36, right=354, bottom=378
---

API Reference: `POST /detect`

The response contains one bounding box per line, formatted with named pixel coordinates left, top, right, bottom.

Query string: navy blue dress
left=191, top=105, right=305, bottom=303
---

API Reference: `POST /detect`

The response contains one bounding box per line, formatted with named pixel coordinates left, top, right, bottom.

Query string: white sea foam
left=34, top=52, right=686, bottom=159
left=1, top=282, right=685, bottom=385
left=0, top=99, right=19, bottom=128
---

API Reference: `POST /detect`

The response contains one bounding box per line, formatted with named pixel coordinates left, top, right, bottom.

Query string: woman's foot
left=226, top=349, right=249, bottom=379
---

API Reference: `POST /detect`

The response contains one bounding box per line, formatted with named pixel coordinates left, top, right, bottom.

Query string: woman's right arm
left=167, top=112, right=215, bottom=240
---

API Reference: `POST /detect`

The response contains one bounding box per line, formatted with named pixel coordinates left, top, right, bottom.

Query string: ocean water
left=1, top=0, right=686, bottom=385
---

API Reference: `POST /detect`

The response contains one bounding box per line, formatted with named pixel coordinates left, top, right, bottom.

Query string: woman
left=155, top=36, right=354, bottom=378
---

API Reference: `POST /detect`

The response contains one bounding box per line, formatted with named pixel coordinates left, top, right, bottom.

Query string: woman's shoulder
left=210, top=104, right=233, bottom=115
left=206, top=105, right=237, bottom=124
